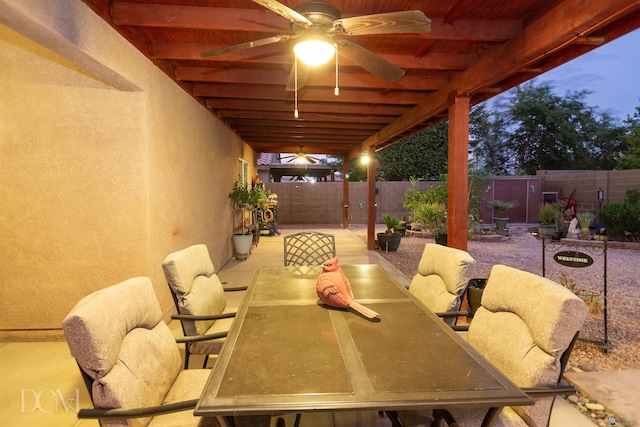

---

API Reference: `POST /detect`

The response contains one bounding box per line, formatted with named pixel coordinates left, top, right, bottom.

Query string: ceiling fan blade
left=286, top=62, right=310, bottom=91
left=334, top=10, right=431, bottom=35
left=251, top=0, right=312, bottom=27
left=201, top=35, right=291, bottom=58
left=305, top=156, right=317, bottom=164
left=337, top=40, right=404, bottom=83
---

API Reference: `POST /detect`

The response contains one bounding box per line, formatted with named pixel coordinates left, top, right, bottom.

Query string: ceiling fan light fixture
left=294, top=35, right=335, bottom=66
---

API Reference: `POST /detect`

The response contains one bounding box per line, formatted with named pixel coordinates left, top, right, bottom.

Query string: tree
left=616, top=105, right=640, bottom=169
left=475, top=80, right=629, bottom=174
left=376, top=121, right=448, bottom=181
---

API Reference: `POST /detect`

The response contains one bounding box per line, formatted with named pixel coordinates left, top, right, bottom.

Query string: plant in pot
left=228, top=177, right=254, bottom=260
left=466, top=278, right=487, bottom=319
left=488, top=200, right=519, bottom=230
left=377, top=214, right=403, bottom=252
left=537, top=203, right=559, bottom=239
left=416, top=202, right=447, bottom=245
left=576, top=211, right=596, bottom=240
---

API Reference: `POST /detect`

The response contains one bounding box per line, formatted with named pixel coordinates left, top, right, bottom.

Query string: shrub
left=415, top=202, right=446, bottom=232
left=538, top=203, right=558, bottom=225
left=599, top=203, right=640, bottom=242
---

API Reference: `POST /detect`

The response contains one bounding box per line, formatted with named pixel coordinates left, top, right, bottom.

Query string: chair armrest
left=175, top=331, right=228, bottom=343
left=221, top=281, right=248, bottom=291
left=171, top=312, right=236, bottom=321
left=450, top=324, right=469, bottom=332
left=78, top=399, right=198, bottom=419
left=435, top=311, right=469, bottom=318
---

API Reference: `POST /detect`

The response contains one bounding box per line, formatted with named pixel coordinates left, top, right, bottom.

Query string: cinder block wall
left=266, top=171, right=638, bottom=225
left=266, top=181, right=433, bottom=224
left=538, top=170, right=640, bottom=214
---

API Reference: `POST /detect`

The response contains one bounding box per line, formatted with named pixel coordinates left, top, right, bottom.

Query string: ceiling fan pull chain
left=335, top=44, right=339, bottom=96
left=294, top=55, right=299, bottom=118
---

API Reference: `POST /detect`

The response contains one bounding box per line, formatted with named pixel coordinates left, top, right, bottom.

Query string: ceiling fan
left=202, top=0, right=431, bottom=91
left=280, top=145, right=323, bottom=164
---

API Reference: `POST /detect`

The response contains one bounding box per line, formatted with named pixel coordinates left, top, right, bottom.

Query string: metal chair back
left=283, top=231, right=336, bottom=266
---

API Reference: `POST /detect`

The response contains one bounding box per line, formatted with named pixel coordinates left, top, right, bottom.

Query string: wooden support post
left=366, top=147, right=377, bottom=250
left=448, top=94, right=470, bottom=251
left=343, top=159, right=349, bottom=229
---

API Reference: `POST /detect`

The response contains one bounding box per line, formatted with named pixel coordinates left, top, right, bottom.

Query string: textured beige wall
left=0, top=0, right=254, bottom=338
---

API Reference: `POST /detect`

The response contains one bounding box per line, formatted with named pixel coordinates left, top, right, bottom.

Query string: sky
left=488, top=29, right=640, bottom=121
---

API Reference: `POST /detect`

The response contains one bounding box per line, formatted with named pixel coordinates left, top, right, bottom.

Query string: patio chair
left=283, top=231, right=336, bottom=266
left=61, top=276, right=216, bottom=427
left=162, top=244, right=247, bottom=369
left=390, top=264, right=589, bottom=427
left=408, top=243, right=475, bottom=325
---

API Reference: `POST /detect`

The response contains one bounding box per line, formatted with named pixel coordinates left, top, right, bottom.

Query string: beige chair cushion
left=62, top=277, right=165, bottom=380
left=399, top=265, right=588, bottom=427
left=409, top=244, right=475, bottom=314
left=162, top=244, right=227, bottom=336
left=467, top=264, right=588, bottom=426
left=62, top=277, right=192, bottom=427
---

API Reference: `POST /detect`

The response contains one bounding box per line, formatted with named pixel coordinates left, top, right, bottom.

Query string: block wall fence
left=264, top=169, right=640, bottom=225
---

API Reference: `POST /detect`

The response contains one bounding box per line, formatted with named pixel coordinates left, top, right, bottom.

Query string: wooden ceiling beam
left=175, top=66, right=447, bottom=90
left=218, top=110, right=395, bottom=124
left=226, top=119, right=383, bottom=130
left=194, top=84, right=425, bottom=105
left=207, top=99, right=410, bottom=116
left=152, top=42, right=478, bottom=70
left=350, top=0, right=640, bottom=158
left=236, top=127, right=373, bottom=136
left=112, top=2, right=521, bottom=41
left=444, top=0, right=475, bottom=24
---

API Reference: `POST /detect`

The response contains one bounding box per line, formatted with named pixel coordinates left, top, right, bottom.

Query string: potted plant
left=377, top=214, right=403, bottom=251
left=576, top=211, right=596, bottom=240
left=488, top=200, right=519, bottom=230
left=537, top=203, right=559, bottom=239
left=466, top=278, right=487, bottom=318
left=228, top=177, right=254, bottom=260
left=415, top=202, right=447, bottom=245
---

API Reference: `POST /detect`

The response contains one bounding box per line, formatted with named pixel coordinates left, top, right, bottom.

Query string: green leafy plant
left=382, top=214, right=400, bottom=234
left=576, top=211, right=596, bottom=229
left=489, top=200, right=519, bottom=216
left=600, top=196, right=640, bottom=242
left=538, top=203, right=558, bottom=225
left=250, top=185, right=269, bottom=210
left=228, top=177, right=252, bottom=206
left=415, top=202, right=446, bottom=234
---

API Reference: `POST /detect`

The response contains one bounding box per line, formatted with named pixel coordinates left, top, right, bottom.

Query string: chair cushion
left=162, top=245, right=227, bottom=336
left=146, top=369, right=211, bottom=427
left=409, top=244, right=475, bottom=314
left=62, top=277, right=184, bottom=427
left=468, top=264, right=588, bottom=426
left=162, top=244, right=216, bottom=295
left=62, top=277, right=164, bottom=380
left=188, top=314, right=235, bottom=355
left=93, top=322, right=183, bottom=425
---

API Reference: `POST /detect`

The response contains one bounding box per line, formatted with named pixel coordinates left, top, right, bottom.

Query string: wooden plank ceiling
left=82, top=0, right=640, bottom=159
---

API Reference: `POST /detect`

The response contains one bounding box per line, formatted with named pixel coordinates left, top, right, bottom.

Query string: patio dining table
left=195, top=264, right=532, bottom=423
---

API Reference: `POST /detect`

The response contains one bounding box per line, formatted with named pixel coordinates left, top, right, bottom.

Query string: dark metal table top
left=195, top=264, right=531, bottom=416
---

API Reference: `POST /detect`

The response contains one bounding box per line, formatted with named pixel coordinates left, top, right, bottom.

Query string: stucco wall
left=0, top=0, right=254, bottom=338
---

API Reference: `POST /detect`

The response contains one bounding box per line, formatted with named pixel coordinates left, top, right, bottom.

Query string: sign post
left=542, top=238, right=608, bottom=352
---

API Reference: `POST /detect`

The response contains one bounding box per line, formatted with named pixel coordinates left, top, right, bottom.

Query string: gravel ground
left=360, top=226, right=640, bottom=371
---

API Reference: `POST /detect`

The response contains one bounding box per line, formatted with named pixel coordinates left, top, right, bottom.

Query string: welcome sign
left=553, top=251, right=594, bottom=268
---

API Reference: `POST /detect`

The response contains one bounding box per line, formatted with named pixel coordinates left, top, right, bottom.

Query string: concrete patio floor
left=1, top=225, right=636, bottom=426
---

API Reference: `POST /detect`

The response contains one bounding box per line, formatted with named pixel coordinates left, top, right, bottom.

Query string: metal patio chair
left=283, top=231, right=336, bottom=266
